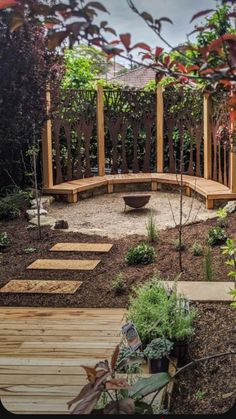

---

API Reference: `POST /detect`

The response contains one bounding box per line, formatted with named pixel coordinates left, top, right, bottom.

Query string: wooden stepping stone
left=50, top=243, right=113, bottom=253
left=165, top=281, right=234, bottom=302
left=27, top=259, right=100, bottom=271
left=0, top=280, right=82, bottom=294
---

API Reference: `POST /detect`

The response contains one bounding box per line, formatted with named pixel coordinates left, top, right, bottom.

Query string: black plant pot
left=171, top=340, right=188, bottom=360
left=148, top=356, right=169, bottom=373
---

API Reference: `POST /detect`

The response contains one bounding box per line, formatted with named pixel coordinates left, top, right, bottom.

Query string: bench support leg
left=107, top=184, right=114, bottom=194
left=185, top=186, right=192, bottom=197
left=206, top=199, right=214, bottom=209
left=151, top=181, right=158, bottom=191
left=67, top=193, right=78, bottom=204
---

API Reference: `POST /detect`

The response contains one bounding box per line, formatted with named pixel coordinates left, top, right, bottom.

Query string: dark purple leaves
left=119, top=33, right=131, bottom=50
left=190, top=9, right=215, bottom=23
left=86, top=1, right=109, bottom=13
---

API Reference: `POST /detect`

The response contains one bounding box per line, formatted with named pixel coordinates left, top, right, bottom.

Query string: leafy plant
left=146, top=212, right=158, bottom=243
left=143, top=338, right=173, bottom=360
left=230, top=289, right=236, bottom=309
left=216, top=207, right=228, bottom=227
left=125, top=243, right=156, bottom=265
left=195, top=389, right=206, bottom=401
left=173, top=238, right=186, bottom=252
left=0, top=232, right=11, bottom=251
left=203, top=246, right=214, bottom=281
left=67, top=344, right=170, bottom=415
left=192, top=241, right=203, bottom=256
left=127, top=276, right=196, bottom=344
left=115, top=346, right=144, bottom=373
left=221, top=238, right=236, bottom=281
left=112, top=273, right=126, bottom=295
left=23, top=247, right=36, bottom=254
left=0, top=189, right=30, bottom=221
left=207, top=226, right=227, bottom=246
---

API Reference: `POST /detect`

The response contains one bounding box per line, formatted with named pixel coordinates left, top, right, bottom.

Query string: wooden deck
left=43, top=173, right=236, bottom=209
left=0, top=307, right=125, bottom=415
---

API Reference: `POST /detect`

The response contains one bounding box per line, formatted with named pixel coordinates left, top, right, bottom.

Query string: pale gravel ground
left=48, top=191, right=218, bottom=238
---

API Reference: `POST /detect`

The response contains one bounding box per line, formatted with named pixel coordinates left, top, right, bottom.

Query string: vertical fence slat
left=156, top=85, right=164, bottom=173
left=97, top=85, right=105, bottom=176
left=203, top=93, right=212, bottom=179
left=42, top=88, right=53, bottom=188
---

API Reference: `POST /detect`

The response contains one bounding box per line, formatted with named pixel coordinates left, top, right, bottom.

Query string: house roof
left=110, top=66, right=156, bottom=88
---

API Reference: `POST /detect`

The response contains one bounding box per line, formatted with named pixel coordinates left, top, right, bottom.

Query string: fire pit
left=123, top=194, right=151, bottom=210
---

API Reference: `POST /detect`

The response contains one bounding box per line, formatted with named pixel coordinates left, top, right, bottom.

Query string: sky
left=94, top=0, right=218, bottom=65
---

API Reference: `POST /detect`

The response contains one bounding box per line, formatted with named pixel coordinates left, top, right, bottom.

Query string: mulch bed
left=0, top=214, right=235, bottom=308
left=0, top=214, right=235, bottom=414
left=171, top=303, right=236, bottom=415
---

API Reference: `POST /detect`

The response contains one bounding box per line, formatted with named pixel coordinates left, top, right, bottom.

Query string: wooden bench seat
left=43, top=173, right=236, bottom=209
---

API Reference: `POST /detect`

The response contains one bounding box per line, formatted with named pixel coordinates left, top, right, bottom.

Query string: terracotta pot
left=148, top=356, right=169, bottom=373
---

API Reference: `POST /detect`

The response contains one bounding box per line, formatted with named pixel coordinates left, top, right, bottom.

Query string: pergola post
left=203, top=93, right=212, bottom=180
left=230, top=90, right=236, bottom=192
left=42, top=88, right=53, bottom=189
left=156, top=85, right=164, bottom=173
left=97, top=84, right=105, bottom=177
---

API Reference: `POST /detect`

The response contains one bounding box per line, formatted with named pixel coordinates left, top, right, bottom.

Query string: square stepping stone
left=50, top=243, right=113, bottom=253
left=0, top=280, right=82, bottom=294
left=165, top=281, right=234, bottom=302
left=27, top=259, right=100, bottom=271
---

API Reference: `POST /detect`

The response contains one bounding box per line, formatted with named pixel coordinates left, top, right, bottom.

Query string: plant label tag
left=121, top=321, right=142, bottom=351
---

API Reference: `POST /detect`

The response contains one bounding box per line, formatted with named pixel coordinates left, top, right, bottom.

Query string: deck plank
left=0, top=307, right=125, bottom=415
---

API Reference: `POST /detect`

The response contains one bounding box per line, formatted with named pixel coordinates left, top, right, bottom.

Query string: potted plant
left=127, top=276, right=196, bottom=361
left=143, top=338, right=173, bottom=373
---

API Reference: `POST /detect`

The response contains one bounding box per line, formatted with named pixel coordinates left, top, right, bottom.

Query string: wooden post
left=230, top=89, right=236, bottom=193
left=42, top=88, right=53, bottom=189
left=97, top=85, right=105, bottom=177
left=203, top=93, right=212, bottom=180
left=156, top=85, right=164, bottom=173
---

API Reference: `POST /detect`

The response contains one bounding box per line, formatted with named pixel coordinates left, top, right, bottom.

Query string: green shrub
left=216, top=207, right=228, bottom=228
left=143, top=338, right=173, bottom=359
left=173, top=238, right=186, bottom=251
left=203, top=246, right=213, bottom=281
left=0, top=189, right=29, bottom=221
left=112, top=273, right=126, bottom=295
left=115, top=345, right=144, bottom=373
left=146, top=212, right=158, bottom=243
left=192, top=241, right=203, bottom=256
left=0, top=201, right=20, bottom=221
left=207, top=226, right=227, bottom=246
left=127, top=276, right=196, bottom=344
left=0, top=232, right=11, bottom=251
left=125, top=243, right=156, bottom=265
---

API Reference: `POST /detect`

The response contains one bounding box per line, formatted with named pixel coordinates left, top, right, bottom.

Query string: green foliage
left=129, top=372, right=170, bottom=399
left=203, top=246, right=214, bottom=281
left=61, top=45, right=110, bottom=89
left=0, top=189, right=29, bottom=221
left=112, top=273, right=126, bottom=295
left=23, top=247, right=36, bottom=254
left=125, top=243, right=156, bottom=265
left=0, top=232, right=11, bottom=251
left=146, top=212, right=158, bottom=243
left=192, top=241, right=203, bottom=256
left=173, top=238, right=186, bottom=252
left=115, top=346, right=143, bottom=373
left=195, top=390, right=206, bottom=401
left=127, top=276, right=196, bottom=343
left=221, top=238, right=236, bottom=281
left=216, top=207, right=228, bottom=227
left=230, top=289, right=236, bottom=309
left=143, top=338, right=173, bottom=359
left=207, top=226, right=227, bottom=246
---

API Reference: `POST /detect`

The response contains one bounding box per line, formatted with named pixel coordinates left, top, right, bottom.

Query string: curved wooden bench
left=43, top=173, right=236, bottom=209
